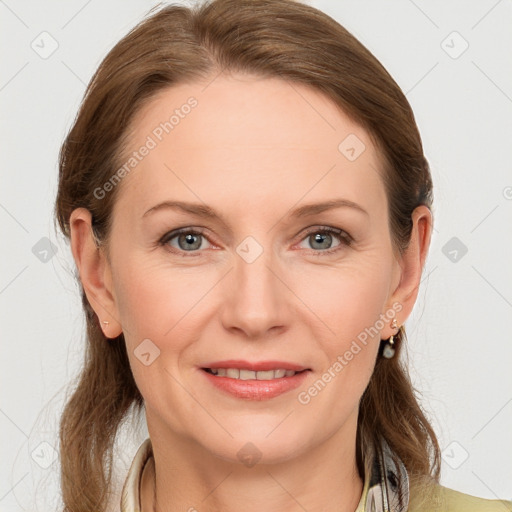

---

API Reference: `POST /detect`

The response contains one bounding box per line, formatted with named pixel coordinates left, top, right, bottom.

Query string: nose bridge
left=235, top=233, right=279, bottom=302
left=222, top=232, right=286, bottom=335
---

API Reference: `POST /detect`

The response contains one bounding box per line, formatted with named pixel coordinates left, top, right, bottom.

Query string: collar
left=361, top=436, right=410, bottom=511
left=120, top=437, right=409, bottom=512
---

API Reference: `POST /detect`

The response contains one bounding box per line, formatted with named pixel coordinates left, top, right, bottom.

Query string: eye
left=159, top=228, right=212, bottom=256
left=296, top=226, right=353, bottom=255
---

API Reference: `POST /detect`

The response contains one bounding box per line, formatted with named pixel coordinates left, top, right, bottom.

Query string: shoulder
left=408, top=481, right=512, bottom=512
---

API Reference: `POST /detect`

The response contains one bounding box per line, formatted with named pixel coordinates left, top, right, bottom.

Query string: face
left=98, top=74, right=404, bottom=464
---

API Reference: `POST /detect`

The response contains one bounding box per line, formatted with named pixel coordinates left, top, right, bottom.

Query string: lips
left=199, top=360, right=311, bottom=400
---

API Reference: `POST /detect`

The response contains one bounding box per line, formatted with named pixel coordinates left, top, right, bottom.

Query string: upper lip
left=201, top=360, right=310, bottom=372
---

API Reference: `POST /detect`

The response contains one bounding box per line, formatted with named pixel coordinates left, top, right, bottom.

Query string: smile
left=203, top=368, right=301, bottom=380
left=200, top=367, right=310, bottom=400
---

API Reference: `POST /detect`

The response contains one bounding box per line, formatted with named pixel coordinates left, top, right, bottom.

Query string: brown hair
left=54, top=0, right=440, bottom=509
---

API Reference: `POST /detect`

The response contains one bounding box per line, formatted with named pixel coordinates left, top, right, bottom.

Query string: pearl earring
left=382, top=319, right=399, bottom=359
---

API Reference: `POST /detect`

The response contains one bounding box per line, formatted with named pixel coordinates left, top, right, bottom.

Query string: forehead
left=114, top=74, right=386, bottom=219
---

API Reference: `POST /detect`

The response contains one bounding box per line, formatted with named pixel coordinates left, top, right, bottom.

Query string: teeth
left=207, top=368, right=299, bottom=380
left=255, top=370, right=274, bottom=380
left=239, top=369, right=256, bottom=380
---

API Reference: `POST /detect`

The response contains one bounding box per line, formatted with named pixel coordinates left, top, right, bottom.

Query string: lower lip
left=200, top=369, right=310, bottom=400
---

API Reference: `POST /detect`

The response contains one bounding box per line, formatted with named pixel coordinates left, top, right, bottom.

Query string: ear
left=69, top=207, right=123, bottom=338
left=382, top=205, right=432, bottom=338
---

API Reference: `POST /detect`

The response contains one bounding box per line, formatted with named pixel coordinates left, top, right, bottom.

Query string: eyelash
left=158, top=226, right=353, bottom=258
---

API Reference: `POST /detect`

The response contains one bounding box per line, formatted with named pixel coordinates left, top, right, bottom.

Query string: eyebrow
left=142, top=198, right=369, bottom=223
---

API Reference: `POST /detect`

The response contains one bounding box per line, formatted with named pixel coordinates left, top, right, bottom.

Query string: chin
left=204, top=424, right=313, bottom=466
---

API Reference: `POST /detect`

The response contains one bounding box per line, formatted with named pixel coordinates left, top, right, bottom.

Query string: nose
left=220, top=243, right=289, bottom=340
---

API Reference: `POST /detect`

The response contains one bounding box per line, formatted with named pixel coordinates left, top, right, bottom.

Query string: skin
left=70, top=73, right=432, bottom=512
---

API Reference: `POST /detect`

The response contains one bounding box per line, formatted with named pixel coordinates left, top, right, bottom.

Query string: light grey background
left=1, top=0, right=511, bottom=510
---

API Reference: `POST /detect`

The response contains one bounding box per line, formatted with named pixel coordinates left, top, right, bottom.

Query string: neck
left=140, top=419, right=365, bottom=512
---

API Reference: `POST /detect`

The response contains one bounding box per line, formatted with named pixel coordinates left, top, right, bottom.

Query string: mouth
left=199, top=360, right=311, bottom=400
left=202, top=367, right=308, bottom=380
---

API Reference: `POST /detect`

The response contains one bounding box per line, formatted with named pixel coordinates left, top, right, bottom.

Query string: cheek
left=294, top=256, right=392, bottom=341
left=292, top=259, right=390, bottom=401
left=111, top=254, right=225, bottom=397
left=113, top=255, right=203, bottom=337
left=111, top=258, right=201, bottom=405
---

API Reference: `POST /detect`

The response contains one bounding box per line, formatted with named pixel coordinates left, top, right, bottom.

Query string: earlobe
left=382, top=205, right=433, bottom=338
left=69, top=207, right=123, bottom=338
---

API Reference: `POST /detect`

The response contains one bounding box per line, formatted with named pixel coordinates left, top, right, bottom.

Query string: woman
left=54, top=0, right=511, bottom=510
